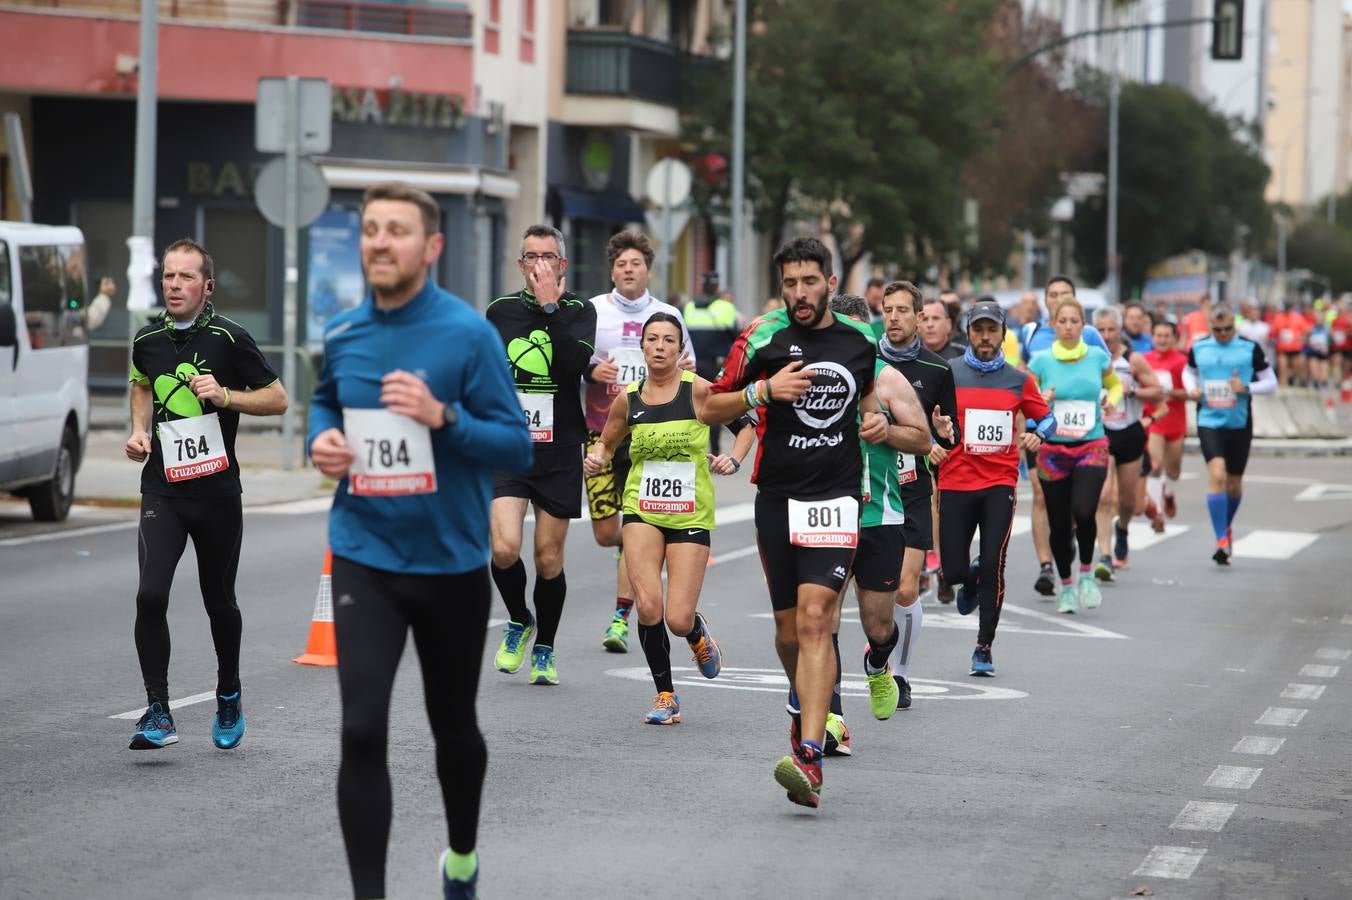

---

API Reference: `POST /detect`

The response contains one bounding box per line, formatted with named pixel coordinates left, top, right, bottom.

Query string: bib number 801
left=805, top=504, right=843, bottom=529
left=364, top=438, right=411, bottom=469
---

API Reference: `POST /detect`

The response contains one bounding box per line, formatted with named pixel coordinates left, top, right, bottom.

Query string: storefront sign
left=331, top=87, right=468, bottom=129
left=306, top=207, right=366, bottom=350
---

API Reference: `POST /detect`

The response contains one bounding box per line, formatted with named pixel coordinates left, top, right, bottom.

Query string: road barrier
left=1185, top=388, right=1348, bottom=439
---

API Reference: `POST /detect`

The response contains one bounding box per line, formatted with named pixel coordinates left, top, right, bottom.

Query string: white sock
left=1165, top=476, right=1179, bottom=498
left=889, top=601, right=924, bottom=679
left=1146, top=475, right=1165, bottom=511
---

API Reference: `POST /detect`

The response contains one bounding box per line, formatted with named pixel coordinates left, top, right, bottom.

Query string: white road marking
left=1171, top=800, right=1237, bottom=832
left=708, top=544, right=761, bottom=567
left=1342, top=615, right=1352, bottom=626
left=488, top=618, right=506, bottom=629
left=246, top=497, right=333, bottom=515
left=1204, top=765, right=1262, bottom=789
left=0, top=520, right=139, bottom=547
left=604, top=666, right=1028, bottom=700
left=1126, top=520, right=1190, bottom=550
left=1011, top=516, right=1031, bottom=537
left=1313, top=647, right=1351, bottom=661
left=1232, top=735, right=1285, bottom=755
left=1133, top=846, right=1206, bottom=879
left=1229, top=529, right=1319, bottom=560
left=1224, top=667, right=1247, bottom=673
left=1299, top=664, right=1341, bottom=678
left=1255, top=706, right=1308, bottom=727
left=109, top=690, right=217, bottom=720
left=1293, top=482, right=1352, bottom=501
left=754, top=601, right=1129, bottom=640
left=1281, top=683, right=1326, bottom=701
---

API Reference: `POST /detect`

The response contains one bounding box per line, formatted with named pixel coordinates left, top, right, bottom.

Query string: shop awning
left=553, top=187, right=646, bottom=224
left=318, top=161, right=520, bottom=199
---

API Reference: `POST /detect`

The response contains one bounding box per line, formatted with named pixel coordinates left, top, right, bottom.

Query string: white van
left=0, top=222, right=90, bottom=521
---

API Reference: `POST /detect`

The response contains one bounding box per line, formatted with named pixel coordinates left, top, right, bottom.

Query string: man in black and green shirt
left=124, top=237, right=287, bottom=751
left=486, top=224, right=598, bottom=686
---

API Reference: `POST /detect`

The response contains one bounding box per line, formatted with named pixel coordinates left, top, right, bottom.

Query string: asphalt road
left=1, top=456, right=1350, bottom=899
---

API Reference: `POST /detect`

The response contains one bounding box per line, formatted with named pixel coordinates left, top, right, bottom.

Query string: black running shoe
left=1034, top=564, right=1056, bottom=596
left=894, top=675, right=912, bottom=710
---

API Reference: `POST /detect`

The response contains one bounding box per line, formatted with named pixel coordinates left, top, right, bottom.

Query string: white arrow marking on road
left=1292, top=482, right=1352, bottom=502
left=756, top=601, right=1130, bottom=640
left=1232, top=735, right=1284, bottom=755
left=1281, top=683, right=1326, bottom=701
left=1230, top=529, right=1319, bottom=559
left=109, top=690, right=217, bottom=720
left=1342, top=614, right=1352, bottom=625
left=1204, top=765, right=1262, bottom=789
left=1255, top=706, right=1307, bottom=726
left=1133, top=846, right=1206, bottom=879
left=1314, top=647, right=1351, bottom=661
left=1170, top=800, right=1237, bottom=831
left=604, top=666, right=1028, bottom=700
left=1299, top=664, right=1341, bottom=678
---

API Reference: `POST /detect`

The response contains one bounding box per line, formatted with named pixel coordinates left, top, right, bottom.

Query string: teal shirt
left=1028, top=346, right=1111, bottom=443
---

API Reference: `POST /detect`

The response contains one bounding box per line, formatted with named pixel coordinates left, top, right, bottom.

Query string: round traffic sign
left=645, top=158, right=692, bottom=208
left=253, top=157, right=330, bottom=228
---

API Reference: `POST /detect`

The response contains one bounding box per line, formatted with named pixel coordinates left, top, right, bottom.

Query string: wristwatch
left=439, top=402, right=459, bottom=430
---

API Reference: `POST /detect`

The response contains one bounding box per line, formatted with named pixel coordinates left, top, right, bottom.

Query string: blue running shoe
left=969, top=645, right=995, bottom=677
left=955, top=556, right=981, bottom=615
left=439, top=849, right=479, bottom=899
left=212, top=692, right=245, bottom=750
left=129, top=701, right=178, bottom=750
left=689, top=612, right=722, bottom=679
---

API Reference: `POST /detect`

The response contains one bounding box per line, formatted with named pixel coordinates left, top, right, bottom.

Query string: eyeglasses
left=521, top=253, right=560, bottom=264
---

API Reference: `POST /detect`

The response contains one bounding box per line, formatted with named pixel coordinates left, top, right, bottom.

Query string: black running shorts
left=1197, top=424, right=1253, bottom=476
left=621, top=514, right=710, bottom=546
left=754, top=493, right=856, bottom=612
left=1107, top=422, right=1147, bottom=466
left=494, top=445, right=584, bottom=520
left=901, top=494, right=934, bottom=553
left=853, top=525, right=905, bottom=592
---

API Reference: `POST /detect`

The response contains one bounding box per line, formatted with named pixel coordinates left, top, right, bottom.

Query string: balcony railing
left=566, top=29, right=685, bottom=108
left=3, top=0, right=471, bottom=39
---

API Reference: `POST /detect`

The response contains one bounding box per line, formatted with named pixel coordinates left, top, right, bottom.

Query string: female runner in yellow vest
left=584, top=313, right=739, bottom=724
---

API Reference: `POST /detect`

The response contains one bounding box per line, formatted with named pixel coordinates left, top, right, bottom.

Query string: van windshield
left=0, top=240, right=10, bottom=306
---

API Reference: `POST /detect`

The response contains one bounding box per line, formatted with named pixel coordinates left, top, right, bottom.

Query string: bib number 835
left=364, top=438, right=411, bottom=469
left=975, top=423, right=1005, bottom=443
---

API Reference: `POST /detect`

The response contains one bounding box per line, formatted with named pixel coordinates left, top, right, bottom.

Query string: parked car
left=0, top=222, right=90, bottom=521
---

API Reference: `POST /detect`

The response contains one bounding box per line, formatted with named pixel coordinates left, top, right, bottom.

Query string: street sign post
left=255, top=76, right=331, bottom=470
left=644, top=158, right=692, bottom=298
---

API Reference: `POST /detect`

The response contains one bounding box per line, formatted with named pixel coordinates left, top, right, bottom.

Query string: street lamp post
left=728, top=0, right=747, bottom=316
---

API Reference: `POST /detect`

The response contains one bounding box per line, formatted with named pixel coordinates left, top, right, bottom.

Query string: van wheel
left=30, top=427, right=78, bottom=522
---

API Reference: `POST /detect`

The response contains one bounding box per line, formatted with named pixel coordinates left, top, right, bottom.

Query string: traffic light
left=1212, top=0, right=1244, bottom=61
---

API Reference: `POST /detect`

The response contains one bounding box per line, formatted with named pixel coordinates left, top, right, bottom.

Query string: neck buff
left=879, top=334, right=922, bottom=364
left=611, top=289, right=653, bottom=315
left=162, top=301, right=215, bottom=341
left=963, top=343, right=1005, bottom=373
left=1051, top=338, right=1089, bottom=361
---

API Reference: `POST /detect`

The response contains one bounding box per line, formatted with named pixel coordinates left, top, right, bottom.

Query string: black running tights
left=1041, top=466, right=1108, bottom=579
left=134, top=493, right=243, bottom=703
left=937, top=486, right=1017, bottom=647
left=331, top=556, right=491, bottom=900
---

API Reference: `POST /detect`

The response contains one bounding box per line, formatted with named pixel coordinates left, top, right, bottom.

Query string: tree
left=1067, top=81, right=1271, bottom=297
left=682, top=0, right=1003, bottom=289
left=1286, top=219, right=1352, bottom=294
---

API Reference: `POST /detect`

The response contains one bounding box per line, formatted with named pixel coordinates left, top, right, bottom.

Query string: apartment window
left=520, top=0, right=535, bottom=63
left=485, top=0, right=500, bottom=54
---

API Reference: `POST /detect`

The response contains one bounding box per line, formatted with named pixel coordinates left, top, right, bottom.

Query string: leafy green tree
left=1067, top=81, right=1271, bottom=298
left=1286, top=219, right=1352, bottom=294
left=682, top=0, right=1003, bottom=288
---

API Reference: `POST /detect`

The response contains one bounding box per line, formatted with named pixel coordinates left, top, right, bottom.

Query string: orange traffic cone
left=294, top=548, right=337, bottom=666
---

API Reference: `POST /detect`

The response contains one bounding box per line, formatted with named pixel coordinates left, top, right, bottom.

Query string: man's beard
left=974, top=343, right=999, bottom=361
left=790, top=292, right=829, bottom=328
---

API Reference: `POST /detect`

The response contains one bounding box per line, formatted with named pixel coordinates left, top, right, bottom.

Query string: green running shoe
left=1057, top=583, right=1077, bottom=615
left=494, top=618, right=535, bottom=674
left=602, top=612, right=629, bottom=653
left=824, top=712, right=852, bottom=756
left=865, top=661, right=899, bottom=721
left=1078, top=573, right=1103, bottom=610
left=529, top=645, right=559, bottom=685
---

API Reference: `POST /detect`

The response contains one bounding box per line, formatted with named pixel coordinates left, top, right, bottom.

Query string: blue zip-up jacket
left=309, top=282, right=533, bottom=575
left=1188, top=335, right=1269, bottom=431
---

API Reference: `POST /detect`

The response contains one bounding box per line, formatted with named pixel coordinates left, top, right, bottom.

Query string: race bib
left=343, top=408, right=437, bottom=496
left=963, top=408, right=1013, bottom=454
left=638, top=460, right=696, bottom=515
left=788, top=496, right=858, bottom=549
left=1280, top=328, right=1295, bottom=345
left=1203, top=380, right=1236, bottom=409
left=1154, top=370, right=1174, bottom=391
left=1333, top=330, right=1348, bottom=347
left=1309, top=332, right=1329, bottom=353
left=898, top=452, right=919, bottom=484
left=159, top=413, right=229, bottom=482
left=517, top=392, right=554, bottom=443
left=1053, top=400, right=1095, bottom=440
left=609, top=348, right=648, bottom=395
